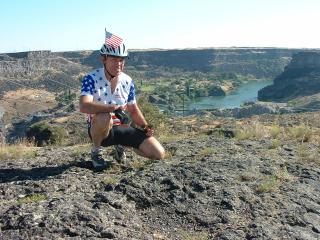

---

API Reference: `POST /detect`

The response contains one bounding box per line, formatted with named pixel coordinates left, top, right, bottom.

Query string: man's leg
left=137, top=137, right=165, bottom=160
left=90, top=113, right=112, bottom=148
left=114, top=145, right=126, bottom=162
left=90, top=113, right=113, bottom=170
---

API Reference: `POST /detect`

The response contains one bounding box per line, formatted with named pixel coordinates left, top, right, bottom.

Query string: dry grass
left=129, top=159, right=147, bottom=170
left=256, top=167, right=296, bottom=193
left=235, top=122, right=269, bottom=140
left=0, top=140, right=37, bottom=160
left=197, top=147, right=217, bottom=158
left=256, top=176, right=279, bottom=193
left=268, top=139, right=282, bottom=149
left=275, top=167, right=297, bottom=182
left=103, top=177, right=119, bottom=186
left=287, top=124, right=313, bottom=142
left=17, top=194, right=47, bottom=204
left=69, top=144, right=91, bottom=158
left=269, top=125, right=282, bottom=138
left=235, top=121, right=320, bottom=146
left=297, top=144, right=320, bottom=164
left=177, top=229, right=210, bottom=240
left=239, top=171, right=259, bottom=182
left=159, top=132, right=187, bottom=143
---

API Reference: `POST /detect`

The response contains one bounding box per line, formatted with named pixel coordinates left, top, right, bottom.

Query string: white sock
left=91, top=146, right=102, bottom=153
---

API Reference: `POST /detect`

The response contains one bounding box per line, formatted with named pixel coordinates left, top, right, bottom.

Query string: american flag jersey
left=81, top=68, right=136, bottom=126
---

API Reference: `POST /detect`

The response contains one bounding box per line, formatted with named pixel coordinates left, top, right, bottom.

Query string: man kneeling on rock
left=79, top=31, right=165, bottom=171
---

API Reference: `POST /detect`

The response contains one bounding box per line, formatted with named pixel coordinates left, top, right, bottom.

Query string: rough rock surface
left=1, top=114, right=320, bottom=239
left=211, top=101, right=292, bottom=118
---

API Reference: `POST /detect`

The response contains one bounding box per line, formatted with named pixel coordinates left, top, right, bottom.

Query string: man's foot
left=91, top=148, right=109, bottom=171
left=114, top=145, right=126, bottom=162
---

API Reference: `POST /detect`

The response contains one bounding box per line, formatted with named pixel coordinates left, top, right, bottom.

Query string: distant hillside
left=0, top=48, right=316, bottom=96
left=1, top=48, right=320, bottom=125
left=70, top=48, right=305, bottom=78
left=0, top=51, right=89, bottom=95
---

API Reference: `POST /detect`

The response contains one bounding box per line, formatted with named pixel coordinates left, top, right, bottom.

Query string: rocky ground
left=0, top=113, right=320, bottom=239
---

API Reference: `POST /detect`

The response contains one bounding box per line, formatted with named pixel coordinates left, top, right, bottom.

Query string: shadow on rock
left=0, top=161, right=92, bottom=183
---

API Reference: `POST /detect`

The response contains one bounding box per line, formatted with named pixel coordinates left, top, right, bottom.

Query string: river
left=188, top=80, right=273, bottom=110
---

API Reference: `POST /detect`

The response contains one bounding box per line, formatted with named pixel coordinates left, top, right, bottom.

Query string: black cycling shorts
left=88, top=125, right=149, bottom=149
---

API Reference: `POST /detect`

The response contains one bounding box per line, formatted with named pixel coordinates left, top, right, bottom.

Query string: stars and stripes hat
left=100, top=29, right=128, bottom=57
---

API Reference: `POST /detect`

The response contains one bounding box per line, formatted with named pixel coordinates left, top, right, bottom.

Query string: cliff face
left=126, top=48, right=297, bottom=78
left=0, top=48, right=303, bottom=82
left=1, top=48, right=319, bottom=100
left=0, top=51, right=86, bottom=79
left=0, top=51, right=56, bottom=78
left=258, top=52, right=320, bottom=101
left=0, top=51, right=89, bottom=95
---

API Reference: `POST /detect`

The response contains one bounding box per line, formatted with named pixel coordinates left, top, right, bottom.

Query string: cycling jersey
left=81, top=68, right=136, bottom=125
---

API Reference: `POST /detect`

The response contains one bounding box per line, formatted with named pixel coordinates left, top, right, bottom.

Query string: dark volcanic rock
left=0, top=114, right=320, bottom=239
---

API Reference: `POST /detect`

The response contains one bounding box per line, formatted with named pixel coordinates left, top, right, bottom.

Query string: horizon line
left=1, top=46, right=320, bottom=54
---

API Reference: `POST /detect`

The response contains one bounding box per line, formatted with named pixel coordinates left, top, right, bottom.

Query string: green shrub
left=137, top=97, right=169, bottom=133
left=27, top=122, right=67, bottom=146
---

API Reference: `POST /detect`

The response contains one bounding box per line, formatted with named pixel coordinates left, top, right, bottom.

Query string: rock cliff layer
left=258, top=52, right=320, bottom=101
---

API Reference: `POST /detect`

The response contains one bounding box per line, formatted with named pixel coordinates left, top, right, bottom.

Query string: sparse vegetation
left=129, top=159, right=147, bottom=170
left=235, top=122, right=268, bottom=140
left=177, top=229, right=210, bottom=240
left=269, top=125, right=282, bottom=138
left=55, top=90, right=77, bottom=105
left=103, top=177, right=119, bottom=186
left=137, top=96, right=170, bottom=135
left=0, top=141, right=37, bottom=160
left=256, top=176, right=279, bottom=193
left=275, top=167, right=296, bottom=182
left=269, top=139, right=282, bottom=149
left=288, top=124, right=312, bottom=142
left=69, top=144, right=91, bottom=158
left=256, top=167, right=296, bottom=193
left=240, top=171, right=259, bottom=182
left=27, top=121, right=67, bottom=146
left=17, top=194, right=47, bottom=204
left=197, top=147, right=217, bottom=158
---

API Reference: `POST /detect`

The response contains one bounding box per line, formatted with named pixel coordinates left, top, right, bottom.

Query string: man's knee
left=151, top=145, right=165, bottom=160
left=139, top=137, right=165, bottom=160
left=155, top=147, right=165, bottom=160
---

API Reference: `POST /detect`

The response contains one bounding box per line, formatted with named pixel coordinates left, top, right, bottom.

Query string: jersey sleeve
left=81, top=75, right=95, bottom=96
left=127, top=81, right=136, bottom=104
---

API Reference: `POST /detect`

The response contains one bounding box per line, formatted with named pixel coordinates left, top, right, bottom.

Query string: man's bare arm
left=79, top=95, right=119, bottom=114
left=127, top=103, right=148, bottom=127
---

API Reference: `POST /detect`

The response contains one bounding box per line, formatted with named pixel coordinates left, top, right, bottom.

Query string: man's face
left=103, top=55, right=125, bottom=77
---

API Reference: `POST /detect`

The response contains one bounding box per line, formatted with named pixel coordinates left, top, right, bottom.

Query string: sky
left=0, top=0, right=320, bottom=53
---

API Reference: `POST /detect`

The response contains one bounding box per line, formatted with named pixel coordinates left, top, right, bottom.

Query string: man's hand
left=108, top=104, right=121, bottom=112
left=142, top=125, right=154, bottom=137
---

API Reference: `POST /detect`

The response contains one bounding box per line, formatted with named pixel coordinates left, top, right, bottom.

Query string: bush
left=27, top=122, right=67, bottom=146
left=137, top=97, right=169, bottom=134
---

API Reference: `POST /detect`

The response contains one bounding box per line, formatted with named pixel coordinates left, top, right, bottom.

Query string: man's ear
left=100, top=55, right=107, bottom=64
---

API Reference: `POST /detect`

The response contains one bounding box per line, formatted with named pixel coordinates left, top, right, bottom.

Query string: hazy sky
left=1, top=0, right=319, bottom=53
